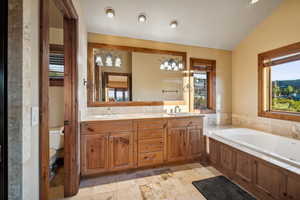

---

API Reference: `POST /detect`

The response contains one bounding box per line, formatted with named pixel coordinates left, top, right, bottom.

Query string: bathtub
left=209, top=128, right=300, bottom=170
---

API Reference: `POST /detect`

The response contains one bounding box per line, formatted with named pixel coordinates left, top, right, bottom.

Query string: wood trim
left=87, top=42, right=187, bottom=107
left=49, top=78, right=64, bottom=86
left=53, top=0, right=78, bottom=19
left=39, top=0, right=50, bottom=199
left=190, top=57, right=216, bottom=71
left=49, top=44, right=64, bottom=54
left=63, top=17, right=79, bottom=197
left=1, top=0, right=8, bottom=198
left=258, top=42, right=300, bottom=122
left=88, top=42, right=187, bottom=66
left=258, top=42, right=300, bottom=61
left=190, top=58, right=216, bottom=113
left=39, top=0, right=79, bottom=199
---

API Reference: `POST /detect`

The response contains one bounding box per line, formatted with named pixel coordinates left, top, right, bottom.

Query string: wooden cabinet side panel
left=187, top=127, right=203, bottom=159
left=209, top=139, right=220, bottom=167
left=167, top=128, right=187, bottom=162
left=235, top=151, right=253, bottom=184
left=253, top=160, right=285, bottom=200
left=285, top=172, right=300, bottom=200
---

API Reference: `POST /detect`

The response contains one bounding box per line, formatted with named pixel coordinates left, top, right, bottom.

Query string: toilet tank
left=49, top=127, right=64, bottom=150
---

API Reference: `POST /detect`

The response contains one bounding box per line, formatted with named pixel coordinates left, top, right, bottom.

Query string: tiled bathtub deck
left=50, top=163, right=222, bottom=200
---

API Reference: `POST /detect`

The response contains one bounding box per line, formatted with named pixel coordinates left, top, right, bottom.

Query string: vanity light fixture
left=105, top=8, right=115, bottom=18
left=170, top=20, right=178, bottom=28
left=250, top=0, right=259, bottom=4
left=138, top=14, right=147, bottom=23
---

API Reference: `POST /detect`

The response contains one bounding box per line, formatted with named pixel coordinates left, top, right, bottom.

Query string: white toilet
left=49, top=126, right=64, bottom=151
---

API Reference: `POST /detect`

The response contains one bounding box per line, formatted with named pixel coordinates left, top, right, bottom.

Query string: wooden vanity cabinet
left=109, top=131, right=134, bottom=171
left=167, top=127, right=188, bottom=162
left=167, top=118, right=203, bottom=162
left=81, top=134, right=109, bottom=175
left=81, top=120, right=135, bottom=176
left=187, top=127, right=203, bottom=160
left=81, top=116, right=204, bottom=176
left=137, top=119, right=167, bottom=167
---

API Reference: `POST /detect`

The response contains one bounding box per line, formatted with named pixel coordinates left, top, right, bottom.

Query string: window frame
left=190, top=58, right=216, bottom=114
left=49, top=44, right=64, bottom=86
left=258, top=42, right=300, bottom=122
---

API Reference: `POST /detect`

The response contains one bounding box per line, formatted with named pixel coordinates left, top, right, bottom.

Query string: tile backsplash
left=232, top=114, right=300, bottom=140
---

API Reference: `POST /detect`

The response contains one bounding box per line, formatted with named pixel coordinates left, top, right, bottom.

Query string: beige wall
left=49, top=28, right=64, bottom=128
left=49, top=87, right=64, bottom=127
left=132, top=52, right=184, bottom=101
left=87, top=33, right=232, bottom=124
left=232, top=0, right=300, bottom=139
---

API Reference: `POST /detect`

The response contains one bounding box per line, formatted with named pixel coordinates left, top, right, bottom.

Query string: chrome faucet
left=174, top=105, right=181, bottom=113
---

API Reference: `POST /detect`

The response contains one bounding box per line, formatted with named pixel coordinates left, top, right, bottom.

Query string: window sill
left=258, top=111, right=300, bottom=122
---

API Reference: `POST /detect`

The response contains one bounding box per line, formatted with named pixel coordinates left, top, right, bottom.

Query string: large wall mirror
left=87, top=43, right=188, bottom=107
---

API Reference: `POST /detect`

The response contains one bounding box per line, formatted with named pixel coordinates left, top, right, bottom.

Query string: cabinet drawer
left=139, top=138, right=164, bottom=153
left=168, top=117, right=202, bottom=128
left=81, top=120, right=133, bottom=134
left=137, top=119, right=167, bottom=129
left=138, top=151, right=164, bottom=167
left=138, top=128, right=164, bottom=139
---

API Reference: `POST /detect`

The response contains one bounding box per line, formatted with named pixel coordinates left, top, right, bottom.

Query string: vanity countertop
left=82, top=112, right=205, bottom=122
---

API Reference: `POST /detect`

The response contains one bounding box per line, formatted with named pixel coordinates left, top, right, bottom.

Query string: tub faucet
left=174, top=105, right=181, bottom=113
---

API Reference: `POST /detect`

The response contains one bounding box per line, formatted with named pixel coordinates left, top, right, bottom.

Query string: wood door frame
left=0, top=0, right=8, bottom=199
left=39, top=0, right=79, bottom=199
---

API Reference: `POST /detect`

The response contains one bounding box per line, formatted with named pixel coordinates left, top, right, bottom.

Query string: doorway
left=0, top=0, right=8, bottom=199
left=39, top=0, right=79, bottom=199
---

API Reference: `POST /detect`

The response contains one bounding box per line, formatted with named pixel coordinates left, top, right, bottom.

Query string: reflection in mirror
left=91, top=46, right=186, bottom=104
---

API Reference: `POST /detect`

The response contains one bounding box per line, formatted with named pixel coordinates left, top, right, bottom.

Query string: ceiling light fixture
left=250, top=0, right=259, bottom=4
left=105, top=8, right=115, bottom=18
left=138, top=14, right=147, bottom=23
left=170, top=20, right=178, bottom=29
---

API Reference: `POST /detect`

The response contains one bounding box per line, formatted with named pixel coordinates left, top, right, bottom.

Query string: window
left=258, top=42, right=300, bottom=122
left=103, top=72, right=131, bottom=102
left=190, top=58, right=216, bottom=113
left=49, top=44, right=64, bottom=86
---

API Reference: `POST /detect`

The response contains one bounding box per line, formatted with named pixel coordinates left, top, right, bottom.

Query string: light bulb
left=106, top=8, right=115, bottom=18
left=138, top=14, right=147, bottom=23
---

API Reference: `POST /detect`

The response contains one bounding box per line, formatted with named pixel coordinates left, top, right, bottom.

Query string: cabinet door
left=187, top=127, right=203, bottom=159
left=284, top=173, right=300, bottom=200
left=235, top=151, right=253, bottom=184
left=209, top=139, right=220, bottom=166
left=81, top=134, right=109, bottom=175
left=253, top=160, right=285, bottom=200
left=109, top=131, right=134, bottom=170
left=167, top=128, right=187, bottom=162
left=220, top=144, right=235, bottom=172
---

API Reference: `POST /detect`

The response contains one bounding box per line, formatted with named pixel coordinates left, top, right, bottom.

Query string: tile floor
left=50, top=162, right=222, bottom=200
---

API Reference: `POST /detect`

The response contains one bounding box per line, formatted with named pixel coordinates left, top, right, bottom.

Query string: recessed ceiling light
left=170, top=20, right=178, bottom=28
left=138, top=14, right=147, bottom=23
left=105, top=8, right=115, bottom=18
left=250, top=0, right=259, bottom=4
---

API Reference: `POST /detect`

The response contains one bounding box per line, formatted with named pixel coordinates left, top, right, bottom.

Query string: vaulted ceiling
left=81, top=0, right=282, bottom=50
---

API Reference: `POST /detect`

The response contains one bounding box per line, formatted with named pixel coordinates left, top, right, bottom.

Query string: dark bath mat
left=192, top=176, right=256, bottom=200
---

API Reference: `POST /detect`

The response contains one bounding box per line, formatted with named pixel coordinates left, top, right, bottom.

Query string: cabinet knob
left=283, top=192, right=287, bottom=197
